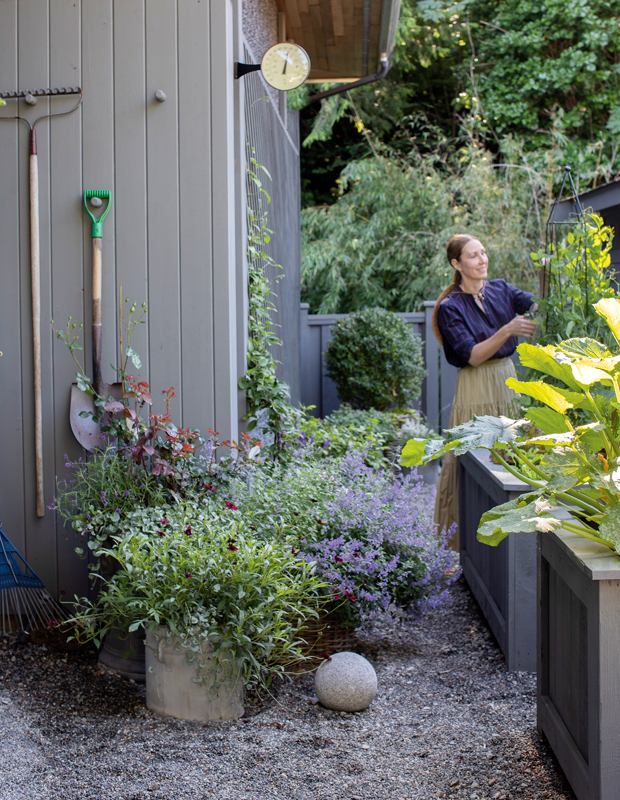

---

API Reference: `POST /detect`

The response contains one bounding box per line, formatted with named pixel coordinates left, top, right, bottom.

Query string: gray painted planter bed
left=458, top=449, right=535, bottom=671
left=538, top=529, right=620, bottom=800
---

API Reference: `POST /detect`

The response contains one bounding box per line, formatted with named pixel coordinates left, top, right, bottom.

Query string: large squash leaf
left=527, top=421, right=604, bottom=447
left=517, top=343, right=582, bottom=391
left=525, top=407, right=571, bottom=434
left=443, top=415, right=527, bottom=454
left=400, top=437, right=455, bottom=466
left=477, top=492, right=561, bottom=546
left=541, top=449, right=591, bottom=491
left=597, top=505, right=620, bottom=555
left=557, top=338, right=612, bottom=360
left=505, top=378, right=576, bottom=414
left=593, top=298, right=620, bottom=346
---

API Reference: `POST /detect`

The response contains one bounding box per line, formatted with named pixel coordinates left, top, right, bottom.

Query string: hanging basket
left=283, top=609, right=358, bottom=673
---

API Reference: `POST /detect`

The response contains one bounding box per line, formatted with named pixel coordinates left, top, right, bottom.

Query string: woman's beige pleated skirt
left=434, top=356, right=520, bottom=550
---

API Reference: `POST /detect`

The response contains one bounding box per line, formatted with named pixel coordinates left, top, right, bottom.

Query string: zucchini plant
left=401, top=297, right=620, bottom=555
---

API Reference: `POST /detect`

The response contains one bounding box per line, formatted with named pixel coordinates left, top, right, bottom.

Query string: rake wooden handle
left=30, top=130, right=44, bottom=518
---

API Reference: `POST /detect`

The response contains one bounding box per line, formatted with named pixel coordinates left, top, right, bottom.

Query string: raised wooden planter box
left=538, top=529, right=620, bottom=800
left=458, top=449, right=535, bottom=671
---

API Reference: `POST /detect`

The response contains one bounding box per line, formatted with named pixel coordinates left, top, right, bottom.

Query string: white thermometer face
left=261, top=43, right=311, bottom=91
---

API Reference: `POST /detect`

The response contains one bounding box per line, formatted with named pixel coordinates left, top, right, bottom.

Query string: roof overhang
left=276, top=0, right=401, bottom=83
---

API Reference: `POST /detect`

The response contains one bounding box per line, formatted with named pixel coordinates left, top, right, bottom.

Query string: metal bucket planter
left=538, top=528, right=620, bottom=800
left=458, top=449, right=535, bottom=671
left=145, top=627, right=244, bottom=722
left=98, top=626, right=146, bottom=682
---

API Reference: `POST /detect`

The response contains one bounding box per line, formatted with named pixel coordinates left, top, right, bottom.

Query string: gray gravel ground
left=0, top=577, right=575, bottom=800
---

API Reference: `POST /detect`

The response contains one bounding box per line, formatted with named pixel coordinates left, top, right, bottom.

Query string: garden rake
left=0, top=522, right=68, bottom=636
left=0, top=87, right=83, bottom=517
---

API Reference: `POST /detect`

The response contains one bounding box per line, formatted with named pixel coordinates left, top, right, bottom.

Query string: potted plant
left=401, top=297, right=620, bottom=800
left=68, top=501, right=326, bottom=721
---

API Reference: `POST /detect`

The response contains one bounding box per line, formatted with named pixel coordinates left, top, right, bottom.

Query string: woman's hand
left=468, top=314, right=538, bottom=366
left=502, top=315, right=537, bottom=339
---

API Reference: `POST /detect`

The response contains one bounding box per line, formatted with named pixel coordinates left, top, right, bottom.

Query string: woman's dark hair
left=432, top=234, right=480, bottom=344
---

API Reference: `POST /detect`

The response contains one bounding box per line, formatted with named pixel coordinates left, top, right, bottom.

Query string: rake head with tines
left=0, top=524, right=69, bottom=636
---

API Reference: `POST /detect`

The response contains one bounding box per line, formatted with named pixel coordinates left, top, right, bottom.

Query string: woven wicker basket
left=283, top=610, right=357, bottom=673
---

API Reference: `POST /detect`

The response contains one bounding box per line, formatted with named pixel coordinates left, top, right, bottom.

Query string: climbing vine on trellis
left=238, top=155, right=296, bottom=455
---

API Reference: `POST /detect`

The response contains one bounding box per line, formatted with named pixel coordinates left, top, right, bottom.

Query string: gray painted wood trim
left=465, top=449, right=530, bottom=497
left=459, top=450, right=536, bottom=671
left=543, top=529, right=620, bottom=582
left=538, top=529, right=620, bottom=800
left=211, top=0, right=239, bottom=441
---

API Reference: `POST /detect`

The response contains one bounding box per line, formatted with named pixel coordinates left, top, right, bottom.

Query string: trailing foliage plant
left=401, top=298, right=620, bottom=557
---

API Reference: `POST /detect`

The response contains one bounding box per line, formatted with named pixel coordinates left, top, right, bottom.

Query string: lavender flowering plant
left=229, top=448, right=455, bottom=627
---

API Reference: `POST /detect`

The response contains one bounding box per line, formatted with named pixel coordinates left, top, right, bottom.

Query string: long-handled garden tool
left=0, top=522, right=68, bottom=635
left=70, top=190, right=122, bottom=450
left=0, top=87, right=83, bottom=517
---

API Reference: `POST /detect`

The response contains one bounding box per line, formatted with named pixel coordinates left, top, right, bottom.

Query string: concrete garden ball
left=314, top=652, right=377, bottom=712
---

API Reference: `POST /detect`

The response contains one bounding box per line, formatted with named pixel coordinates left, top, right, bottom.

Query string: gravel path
left=0, top=577, right=575, bottom=800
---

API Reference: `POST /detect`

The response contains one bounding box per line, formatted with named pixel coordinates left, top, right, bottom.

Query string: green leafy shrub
left=70, top=501, right=326, bottom=687
left=284, top=405, right=403, bottom=468
left=324, top=307, right=426, bottom=410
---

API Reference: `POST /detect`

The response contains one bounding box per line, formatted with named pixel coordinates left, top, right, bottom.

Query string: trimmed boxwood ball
left=324, top=307, right=426, bottom=411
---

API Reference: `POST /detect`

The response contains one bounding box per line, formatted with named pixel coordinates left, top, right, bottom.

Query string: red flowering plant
left=52, top=300, right=262, bottom=551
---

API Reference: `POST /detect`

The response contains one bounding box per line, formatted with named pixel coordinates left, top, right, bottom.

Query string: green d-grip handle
left=83, top=189, right=111, bottom=237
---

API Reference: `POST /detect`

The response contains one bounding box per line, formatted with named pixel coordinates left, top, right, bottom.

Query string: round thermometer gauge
left=261, top=43, right=311, bottom=91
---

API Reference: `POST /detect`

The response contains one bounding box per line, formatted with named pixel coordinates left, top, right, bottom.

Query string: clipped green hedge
left=324, top=307, right=426, bottom=411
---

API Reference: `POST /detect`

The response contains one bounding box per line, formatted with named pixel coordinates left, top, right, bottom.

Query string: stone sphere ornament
left=314, top=652, right=377, bottom=712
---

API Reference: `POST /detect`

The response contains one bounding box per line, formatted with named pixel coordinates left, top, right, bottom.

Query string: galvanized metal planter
left=458, top=449, right=535, bottom=671
left=538, top=529, right=620, bottom=800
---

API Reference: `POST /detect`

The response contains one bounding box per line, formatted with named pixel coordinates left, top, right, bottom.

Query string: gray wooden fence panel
left=211, top=0, right=238, bottom=438
left=179, top=0, right=215, bottom=429
left=423, top=301, right=439, bottom=429
left=0, top=1, right=26, bottom=555
left=82, top=0, right=116, bottom=397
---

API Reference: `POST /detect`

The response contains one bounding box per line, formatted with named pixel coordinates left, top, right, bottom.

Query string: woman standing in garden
left=432, top=234, right=537, bottom=549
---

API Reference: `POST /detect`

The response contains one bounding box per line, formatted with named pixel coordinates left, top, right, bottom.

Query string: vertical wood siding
left=0, top=0, right=280, bottom=599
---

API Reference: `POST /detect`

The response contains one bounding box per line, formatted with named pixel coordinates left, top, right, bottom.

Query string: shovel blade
left=69, top=383, right=123, bottom=451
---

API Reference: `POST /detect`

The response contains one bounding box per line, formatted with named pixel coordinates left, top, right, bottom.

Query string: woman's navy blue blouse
left=437, top=279, right=534, bottom=368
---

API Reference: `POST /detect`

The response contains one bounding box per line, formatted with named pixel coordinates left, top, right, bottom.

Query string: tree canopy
left=296, top=0, right=620, bottom=311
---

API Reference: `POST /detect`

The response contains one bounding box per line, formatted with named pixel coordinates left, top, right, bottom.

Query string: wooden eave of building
left=276, top=0, right=401, bottom=83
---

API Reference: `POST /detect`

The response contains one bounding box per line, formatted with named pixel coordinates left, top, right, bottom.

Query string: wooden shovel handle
left=30, top=131, right=44, bottom=518
left=92, top=238, right=103, bottom=397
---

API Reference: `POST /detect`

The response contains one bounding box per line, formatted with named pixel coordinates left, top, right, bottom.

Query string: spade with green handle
left=70, top=190, right=122, bottom=451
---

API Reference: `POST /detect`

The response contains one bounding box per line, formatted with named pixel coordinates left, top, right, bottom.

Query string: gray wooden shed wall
left=0, top=0, right=300, bottom=600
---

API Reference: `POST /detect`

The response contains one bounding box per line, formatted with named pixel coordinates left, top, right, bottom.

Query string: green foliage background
left=297, top=0, right=620, bottom=313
